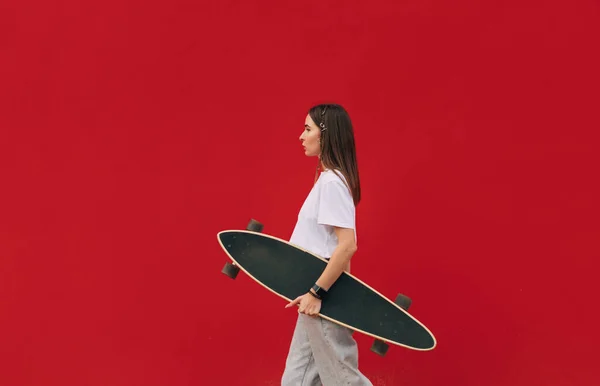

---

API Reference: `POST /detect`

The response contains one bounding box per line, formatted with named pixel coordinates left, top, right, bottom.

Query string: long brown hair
left=309, top=103, right=361, bottom=205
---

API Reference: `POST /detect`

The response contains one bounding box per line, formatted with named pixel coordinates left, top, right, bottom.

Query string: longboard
left=217, top=222, right=436, bottom=355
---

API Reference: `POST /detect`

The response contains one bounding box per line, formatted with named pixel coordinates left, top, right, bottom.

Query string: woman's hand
left=285, top=292, right=322, bottom=316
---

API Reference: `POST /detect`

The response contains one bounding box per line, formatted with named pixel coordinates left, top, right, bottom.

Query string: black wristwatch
left=310, top=284, right=328, bottom=300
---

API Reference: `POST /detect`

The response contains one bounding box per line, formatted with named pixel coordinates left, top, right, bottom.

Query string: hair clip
left=319, top=122, right=327, bottom=131
left=321, top=106, right=328, bottom=116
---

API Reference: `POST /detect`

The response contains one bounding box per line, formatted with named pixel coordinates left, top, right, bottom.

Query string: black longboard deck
left=218, top=230, right=436, bottom=351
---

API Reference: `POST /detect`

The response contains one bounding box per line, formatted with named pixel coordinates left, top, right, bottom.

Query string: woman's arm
left=315, top=226, right=357, bottom=291
left=285, top=226, right=357, bottom=316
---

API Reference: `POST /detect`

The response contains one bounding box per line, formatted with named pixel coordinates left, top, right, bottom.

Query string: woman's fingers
left=285, top=296, right=302, bottom=308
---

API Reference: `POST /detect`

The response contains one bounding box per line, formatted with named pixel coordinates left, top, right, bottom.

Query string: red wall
left=1, top=1, right=599, bottom=385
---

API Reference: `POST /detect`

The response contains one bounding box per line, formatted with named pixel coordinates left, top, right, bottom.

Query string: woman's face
left=299, top=114, right=321, bottom=157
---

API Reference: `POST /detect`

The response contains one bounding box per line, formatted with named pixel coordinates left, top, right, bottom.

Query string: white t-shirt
left=289, top=169, right=356, bottom=259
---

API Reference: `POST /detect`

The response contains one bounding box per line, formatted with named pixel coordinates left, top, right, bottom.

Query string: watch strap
left=311, top=284, right=328, bottom=299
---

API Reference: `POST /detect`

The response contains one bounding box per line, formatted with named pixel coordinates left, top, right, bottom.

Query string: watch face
left=312, top=284, right=326, bottom=295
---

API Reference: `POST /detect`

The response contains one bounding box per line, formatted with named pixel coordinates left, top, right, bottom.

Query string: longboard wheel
left=371, top=339, right=390, bottom=357
left=370, top=293, right=414, bottom=356
left=246, top=219, right=264, bottom=233
left=395, top=293, right=412, bottom=310
left=221, top=262, right=240, bottom=279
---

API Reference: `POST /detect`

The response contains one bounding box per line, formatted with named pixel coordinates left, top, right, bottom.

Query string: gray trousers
left=281, top=313, right=373, bottom=386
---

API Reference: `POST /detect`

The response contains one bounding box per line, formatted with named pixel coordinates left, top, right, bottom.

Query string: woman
left=281, top=104, right=372, bottom=385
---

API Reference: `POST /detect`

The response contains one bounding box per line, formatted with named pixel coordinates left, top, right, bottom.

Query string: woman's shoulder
left=320, top=169, right=351, bottom=191
left=320, top=169, right=345, bottom=183
left=318, top=169, right=354, bottom=207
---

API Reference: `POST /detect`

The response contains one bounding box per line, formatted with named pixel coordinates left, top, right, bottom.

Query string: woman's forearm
left=315, top=241, right=357, bottom=291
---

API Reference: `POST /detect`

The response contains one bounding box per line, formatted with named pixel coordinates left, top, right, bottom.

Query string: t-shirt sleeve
left=317, top=178, right=355, bottom=229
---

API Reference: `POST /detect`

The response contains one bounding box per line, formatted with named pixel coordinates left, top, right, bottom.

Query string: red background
left=1, top=0, right=599, bottom=385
